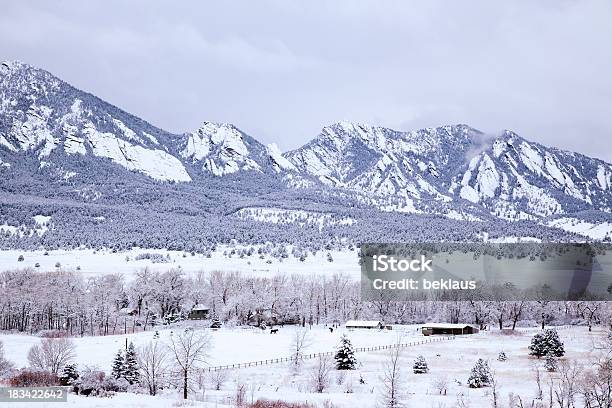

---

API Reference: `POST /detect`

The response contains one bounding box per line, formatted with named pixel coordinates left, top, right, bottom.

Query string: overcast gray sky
left=1, top=1, right=611, bottom=161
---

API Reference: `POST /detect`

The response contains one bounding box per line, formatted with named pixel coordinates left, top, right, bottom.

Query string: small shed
left=346, top=320, right=384, bottom=330
left=421, top=323, right=478, bottom=336
left=188, top=304, right=210, bottom=320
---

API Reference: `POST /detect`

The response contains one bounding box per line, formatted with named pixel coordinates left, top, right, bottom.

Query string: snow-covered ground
left=1, top=325, right=603, bottom=407
left=0, top=246, right=361, bottom=279
left=548, top=217, right=612, bottom=240
left=2, top=325, right=425, bottom=370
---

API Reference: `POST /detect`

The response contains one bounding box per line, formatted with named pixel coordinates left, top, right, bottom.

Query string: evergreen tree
left=497, top=351, right=507, bottom=362
left=111, top=349, right=125, bottom=379
left=412, top=355, right=429, bottom=374
left=59, top=364, right=79, bottom=386
left=544, top=352, right=557, bottom=372
left=334, top=335, right=357, bottom=370
left=123, top=342, right=140, bottom=385
left=528, top=329, right=565, bottom=358
left=210, top=317, right=222, bottom=329
left=467, top=359, right=492, bottom=388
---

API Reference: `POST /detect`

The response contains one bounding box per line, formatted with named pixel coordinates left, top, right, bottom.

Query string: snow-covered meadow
left=0, top=246, right=361, bottom=279
left=1, top=325, right=606, bottom=407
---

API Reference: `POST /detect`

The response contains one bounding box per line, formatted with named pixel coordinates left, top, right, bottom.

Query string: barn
left=421, top=323, right=479, bottom=336
left=188, top=304, right=210, bottom=320
left=346, top=320, right=384, bottom=330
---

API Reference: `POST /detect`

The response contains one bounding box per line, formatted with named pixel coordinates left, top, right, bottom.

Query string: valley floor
left=0, top=246, right=361, bottom=279
left=1, top=325, right=605, bottom=408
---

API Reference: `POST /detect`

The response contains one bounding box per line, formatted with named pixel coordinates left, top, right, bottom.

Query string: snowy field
left=0, top=246, right=361, bottom=279
left=2, top=325, right=426, bottom=370
left=0, top=325, right=604, bottom=407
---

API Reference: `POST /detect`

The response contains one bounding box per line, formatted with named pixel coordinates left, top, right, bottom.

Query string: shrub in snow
left=413, top=355, right=429, bottom=374
left=310, top=355, right=333, bottom=393
left=334, top=335, right=357, bottom=370
left=544, top=353, right=557, bottom=372
left=529, top=329, right=564, bottom=358
left=59, top=364, right=79, bottom=387
left=10, top=370, right=59, bottom=387
left=497, top=351, right=507, bottom=362
left=17, top=254, right=24, bottom=261
left=74, top=368, right=119, bottom=397
left=467, top=359, right=492, bottom=388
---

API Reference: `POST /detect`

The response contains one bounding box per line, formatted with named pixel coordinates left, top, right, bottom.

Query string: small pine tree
left=529, top=329, right=565, bottom=358
left=111, top=350, right=125, bottom=379
left=59, top=364, right=79, bottom=386
left=497, top=351, right=507, bottom=362
left=544, top=353, right=557, bottom=372
left=210, top=317, right=222, bottom=329
left=467, top=359, right=492, bottom=388
left=413, top=355, right=429, bottom=374
left=123, top=342, right=139, bottom=385
left=334, top=335, right=357, bottom=370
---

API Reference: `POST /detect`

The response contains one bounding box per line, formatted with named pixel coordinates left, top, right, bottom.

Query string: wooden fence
left=206, top=335, right=455, bottom=372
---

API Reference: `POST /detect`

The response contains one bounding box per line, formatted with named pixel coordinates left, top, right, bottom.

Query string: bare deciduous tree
left=552, top=360, right=582, bottom=408
left=168, top=329, right=211, bottom=399
left=290, top=328, right=312, bottom=369
left=431, top=375, right=448, bottom=395
left=27, top=338, right=76, bottom=374
left=137, top=339, right=169, bottom=396
left=210, top=369, right=228, bottom=391
left=581, top=357, right=612, bottom=408
left=380, top=341, right=405, bottom=408
left=532, top=363, right=543, bottom=400
left=311, top=355, right=333, bottom=393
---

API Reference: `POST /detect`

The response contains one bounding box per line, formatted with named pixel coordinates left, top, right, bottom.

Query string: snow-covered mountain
left=284, top=122, right=612, bottom=221
left=1, top=60, right=611, bottom=247
left=0, top=60, right=190, bottom=182
left=454, top=131, right=612, bottom=219
left=173, top=122, right=278, bottom=176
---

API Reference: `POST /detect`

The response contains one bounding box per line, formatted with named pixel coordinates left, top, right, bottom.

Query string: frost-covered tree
left=380, top=341, right=406, bottom=408
left=467, top=359, right=492, bottom=388
left=413, top=355, right=428, bottom=374
left=529, top=329, right=564, bottom=358
left=0, top=341, right=15, bottom=377
left=168, top=329, right=211, bottom=399
left=334, top=335, right=357, bottom=370
left=27, top=338, right=76, bottom=374
left=137, top=339, right=169, bottom=396
left=123, top=342, right=140, bottom=385
left=497, top=351, right=507, bottom=362
left=290, top=328, right=312, bottom=369
left=310, top=355, right=333, bottom=393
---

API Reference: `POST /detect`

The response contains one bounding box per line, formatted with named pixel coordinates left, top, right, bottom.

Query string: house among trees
left=188, top=304, right=210, bottom=320
left=421, top=323, right=479, bottom=336
left=345, top=320, right=384, bottom=330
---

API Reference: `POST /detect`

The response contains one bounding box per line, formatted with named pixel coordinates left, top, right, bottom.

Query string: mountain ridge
left=1, top=60, right=611, bottom=247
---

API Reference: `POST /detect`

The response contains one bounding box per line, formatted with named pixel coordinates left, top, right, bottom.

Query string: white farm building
left=345, top=320, right=384, bottom=329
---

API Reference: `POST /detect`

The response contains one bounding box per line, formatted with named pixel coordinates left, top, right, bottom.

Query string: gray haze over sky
left=1, top=1, right=611, bottom=161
